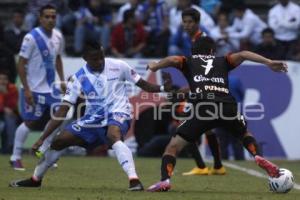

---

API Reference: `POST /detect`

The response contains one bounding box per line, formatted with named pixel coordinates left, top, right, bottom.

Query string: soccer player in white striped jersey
left=9, top=42, right=173, bottom=191
left=10, top=4, right=65, bottom=170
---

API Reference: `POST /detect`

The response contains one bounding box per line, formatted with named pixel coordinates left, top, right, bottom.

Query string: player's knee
left=50, top=138, right=66, bottom=151
left=107, top=128, right=122, bottom=144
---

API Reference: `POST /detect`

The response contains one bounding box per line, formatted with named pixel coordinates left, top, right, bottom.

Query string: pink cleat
left=255, top=155, right=279, bottom=177
left=10, top=160, right=25, bottom=171
left=147, top=180, right=171, bottom=192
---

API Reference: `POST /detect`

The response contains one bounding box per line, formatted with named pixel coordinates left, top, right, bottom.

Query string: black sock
left=242, top=135, right=261, bottom=156
left=206, top=134, right=222, bottom=169
left=186, top=143, right=206, bottom=168
left=161, top=155, right=176, bottom=181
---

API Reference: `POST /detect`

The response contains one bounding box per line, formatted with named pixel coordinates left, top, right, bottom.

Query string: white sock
left=112, top=141, right=139, bottom=180
left=10, top=123, right=30, bottom=161
left=32, top=149, right=64, bottom=181
left=38, top=128, right=60, bottom=154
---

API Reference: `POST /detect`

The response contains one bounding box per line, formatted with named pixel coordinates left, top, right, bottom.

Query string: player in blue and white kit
left=9, top=42, right=172, bottom=191
left=10, top=5, right=65, bottom=170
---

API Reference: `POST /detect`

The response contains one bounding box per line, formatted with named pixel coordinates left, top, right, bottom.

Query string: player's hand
left=32, top=139, right=44, bottom=153
left=268, top=61, right=288, bottom=73
left=60, top=82, right=67, bottom=94
left=24, top=89, right=35, bottom=106
left=146, top=61, right=158, bottom=72
left=162, top=72, right=173, bottom=92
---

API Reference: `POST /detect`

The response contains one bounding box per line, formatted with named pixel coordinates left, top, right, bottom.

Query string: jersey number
left=201, top=59, right=213, bottom=75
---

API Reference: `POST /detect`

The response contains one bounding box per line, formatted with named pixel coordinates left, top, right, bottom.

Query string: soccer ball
left=268, top=168, right=294, bottom=193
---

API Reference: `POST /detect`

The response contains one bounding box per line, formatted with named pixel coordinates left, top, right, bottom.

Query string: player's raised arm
left=228, top=51, right=288, bottom=72
left=147, top=56, right=186, bottom=72
left=122, top=59, right=174, bottom=93
left=136, top=72, right=173, bottom=93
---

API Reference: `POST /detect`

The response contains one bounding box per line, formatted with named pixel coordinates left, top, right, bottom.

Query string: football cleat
left=10, top=160, right=25, bottom=171
left=255, top=155, right=279, bottom=177
left=9, top=177, right=42, bottom=188
left=128, top=179, right=144, bottom=191
left=209, top=166, right=226, bottom=175
left=35, top=150, right=44, bottom=159
left=182, top=167, right=210, bottom=176
left=147, top=180, right=171, bottom=192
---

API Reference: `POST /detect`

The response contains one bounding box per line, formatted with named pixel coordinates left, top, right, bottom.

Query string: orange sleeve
left=173, top=56, right=187, bottom=70
left=225, top=53, right=238, bottom=68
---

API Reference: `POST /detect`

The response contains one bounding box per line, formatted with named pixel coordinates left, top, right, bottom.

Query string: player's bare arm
left=147, top=56, right=184, bottom=72
left=135, top=72, right=173, bottom=92
left=32, top=102, right=72, bottom=152
left=229, top=51, right=288, bottom=72
left=18, top=56, right=35, bottom=105
left=56, top=55, right=66, bottom=93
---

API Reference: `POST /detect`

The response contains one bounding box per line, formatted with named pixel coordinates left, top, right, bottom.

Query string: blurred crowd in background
left=1, top=0, right=300, bottom=82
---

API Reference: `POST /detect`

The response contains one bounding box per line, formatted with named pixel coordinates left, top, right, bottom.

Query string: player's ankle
left=160, top=178, right=170, bottom=183
left=31, top=176, right=42, bottom=182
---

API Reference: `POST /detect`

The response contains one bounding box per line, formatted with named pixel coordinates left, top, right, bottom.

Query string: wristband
left=160, top=85, right=165, bottom=92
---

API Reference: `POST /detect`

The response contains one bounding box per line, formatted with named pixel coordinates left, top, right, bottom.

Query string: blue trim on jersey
left=30, top=27, right=55, bottom=86
left=75, top=67, right=105, bottom=116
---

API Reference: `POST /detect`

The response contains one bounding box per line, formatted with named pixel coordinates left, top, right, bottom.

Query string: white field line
left=222, top=161, right=300, bottom=190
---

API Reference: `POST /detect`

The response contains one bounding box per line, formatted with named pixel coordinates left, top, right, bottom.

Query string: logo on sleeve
left=131, top=69, right=137, bottom=78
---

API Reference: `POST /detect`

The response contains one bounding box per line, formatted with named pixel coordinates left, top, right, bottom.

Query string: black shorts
left=176, top=102, right=247, bottom=142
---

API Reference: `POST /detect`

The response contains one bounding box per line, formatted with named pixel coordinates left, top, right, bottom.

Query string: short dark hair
left=123, top=9, right=135, bottom=23
left=262, top=27, right=274, bottom=36
left=39, top=4, right=56, bottom=16
left=83, top=41, right=103, bottom=57
left=182, top=8, right=200, bottom=23
left=191, top=36, right=216, bottom=55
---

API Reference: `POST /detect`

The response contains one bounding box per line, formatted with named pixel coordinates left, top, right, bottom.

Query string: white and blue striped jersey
left=19, top=27, right=63, bottom=93
left=63, top=58, right=141, bottom=124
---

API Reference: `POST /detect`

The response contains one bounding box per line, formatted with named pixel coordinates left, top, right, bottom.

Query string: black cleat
left=128, top=179, right=144, bottom=191
left=9, top=177, right=42, bottom=188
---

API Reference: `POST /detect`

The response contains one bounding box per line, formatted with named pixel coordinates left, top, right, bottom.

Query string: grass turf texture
left=1, top=155, right=299, bottom=200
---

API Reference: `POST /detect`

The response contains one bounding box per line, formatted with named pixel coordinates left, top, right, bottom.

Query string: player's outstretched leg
left=108, top=125, right=143, bottom=191
left=242, top=133, right=279, bottom=177
left=9, top=148, right=64, bottom=187
left=36, top=128, right=61, bottom=169
left=9, top=130, right=82, bottom=188
left=147, top=135, right=187, bottom=192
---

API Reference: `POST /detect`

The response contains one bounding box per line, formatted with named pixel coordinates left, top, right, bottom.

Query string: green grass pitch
left=1, top=155, right=299, bottom=200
